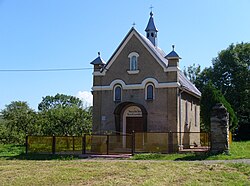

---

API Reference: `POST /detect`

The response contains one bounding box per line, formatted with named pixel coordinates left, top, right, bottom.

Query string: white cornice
left=165, top=66, right=180, bottom=72
left=92, top=78, right=180, bottom=91
left=92, top=71, right=105, bottom=76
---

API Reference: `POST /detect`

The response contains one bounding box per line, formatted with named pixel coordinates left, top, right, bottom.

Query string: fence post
left=168, top=131, right=173, bottom=153
left=82, top=134, right=86, bottom=154
left=52, top=135, right=56, bottom=155
left=131, top=131, right=135, bottom=156
left=72, top=136, right=75, bottom=152
left=107, top=135, right=109, bottom=155
left=25, top=135, right=28, bottom=154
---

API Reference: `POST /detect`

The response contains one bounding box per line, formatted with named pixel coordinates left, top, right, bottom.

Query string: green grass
left=0, top=142, right=249, bottom=185
left=0, top=144, right=25, bottom=157
left=1, top=141, right=249, bottom=161
left=0, top=159, right=249, bottom=185
left=132, top=141, right=250, bottom=160
left=0, top=144, right=80, bottom=160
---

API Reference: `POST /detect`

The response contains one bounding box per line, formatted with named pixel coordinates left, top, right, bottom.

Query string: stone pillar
left=210, top=103, right=229, bottom=154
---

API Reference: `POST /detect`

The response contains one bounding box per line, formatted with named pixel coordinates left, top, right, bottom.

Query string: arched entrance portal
left=114, top=102, right=147, bottom=134
left=123, top=106, right=143, bottom=134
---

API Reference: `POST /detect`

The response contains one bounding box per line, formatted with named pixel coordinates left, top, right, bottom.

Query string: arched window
left=145, top=83, right=154, bottom=100
left=131, top=56, right=137, bottom=71
left=114, top=85, right=122, bottom=102
left=128, top=52, right=139, bottom=72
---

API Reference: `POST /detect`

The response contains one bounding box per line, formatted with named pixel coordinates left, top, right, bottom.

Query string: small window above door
left=127, top=52, right=139, bottom=74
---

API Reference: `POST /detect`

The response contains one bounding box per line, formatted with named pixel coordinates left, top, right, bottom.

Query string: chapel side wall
left=180, top=92, right=200, bottom=147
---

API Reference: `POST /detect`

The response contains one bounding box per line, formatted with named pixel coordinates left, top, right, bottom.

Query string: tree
left=38, top=93, right=83, bottom=111
left=1, top=101, right=38, bottom=144
left=183, top=63, right=201, bottom=83
left=38, top=94, right=92, bottom=136
left=184, top=43, right=250, bottom=139
left=200, top=83, right=238, bottom=132
left=210, top=43, right=250, bottom=140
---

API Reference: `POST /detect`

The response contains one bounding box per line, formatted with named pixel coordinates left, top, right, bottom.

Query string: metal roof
left=138, top=31, right=168, bottom=66
left=145, top=12, right=158, bottom=32
left=179, top=71, right=201, bottom=97
left=165, top=50, right=181, bottom=59
left=90, top=54, right=106, bottom=65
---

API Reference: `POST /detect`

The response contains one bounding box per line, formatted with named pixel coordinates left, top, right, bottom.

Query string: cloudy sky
left=0, top=0, right=249, bottom=110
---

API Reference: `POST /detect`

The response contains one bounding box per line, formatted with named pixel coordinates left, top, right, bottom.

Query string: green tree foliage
left=200, top=83, right=238, bottom=131
left=211, top=43, right=250, bottom=140
left=183, top=63, right=201, bottom=83
left=0, top=101, right=38, bottom=144
left=184, top=43, right=249, bottom=139
left=38, top=94, right=92, bottom=136
left=0, top=94, right=93, bottom=144
left=38, top=93, right=83, bottom=111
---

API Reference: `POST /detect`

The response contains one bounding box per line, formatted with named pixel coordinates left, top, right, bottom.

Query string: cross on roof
left=150, top=5, right=154, bottom=12
left=132, top=22, right=136, bottom=27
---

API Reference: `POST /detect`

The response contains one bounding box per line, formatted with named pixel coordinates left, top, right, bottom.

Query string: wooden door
left=126, top=117, right=144, bottom=133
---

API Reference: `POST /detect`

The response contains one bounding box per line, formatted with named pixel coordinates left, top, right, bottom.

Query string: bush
left=201, top=83, right=238, bottom=131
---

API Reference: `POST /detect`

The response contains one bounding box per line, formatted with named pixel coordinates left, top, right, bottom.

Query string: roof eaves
left=90, top=56, right=106, bottom=65
left=179, top=71, right=201, bottom=97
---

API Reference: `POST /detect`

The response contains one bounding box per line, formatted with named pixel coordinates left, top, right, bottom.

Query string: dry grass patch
left=0, top=160, right=249, bottom=185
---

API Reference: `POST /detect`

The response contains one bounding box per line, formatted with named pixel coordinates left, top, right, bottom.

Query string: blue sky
left=0, top=0, right=249, bottom=110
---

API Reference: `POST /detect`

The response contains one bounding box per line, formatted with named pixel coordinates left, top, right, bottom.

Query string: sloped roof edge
left=179, top=71, right=201, bottom=97
left=102, top=27, right=168, bottom=73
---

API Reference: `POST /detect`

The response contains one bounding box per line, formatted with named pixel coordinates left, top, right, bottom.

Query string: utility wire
left=0, top=67, right=92, bottom=72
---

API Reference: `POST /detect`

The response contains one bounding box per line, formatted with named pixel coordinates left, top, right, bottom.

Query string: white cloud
left=76, top=91, right=93, bottom=108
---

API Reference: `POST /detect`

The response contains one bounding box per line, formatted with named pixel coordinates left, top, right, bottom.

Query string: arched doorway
left=114, top=102, right=147, bottom=134
left=123, top=106, right=143, bottom=134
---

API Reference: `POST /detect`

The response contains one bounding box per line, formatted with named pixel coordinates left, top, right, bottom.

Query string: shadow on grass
left=2, top=153, right=82, bottom=160
left=174, top=152, right=227, bottom=161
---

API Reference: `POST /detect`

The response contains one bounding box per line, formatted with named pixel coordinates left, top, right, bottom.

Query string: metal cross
left=150, top=5, right=154, bottom=12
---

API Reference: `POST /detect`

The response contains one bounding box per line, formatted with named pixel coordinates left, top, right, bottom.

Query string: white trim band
left=92, top=78, right=180, bottom=91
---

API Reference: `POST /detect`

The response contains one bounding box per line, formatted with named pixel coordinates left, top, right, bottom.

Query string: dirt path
left=78, top=158, right=250, bottom=164
left=186, top=159, right=250, bottom=164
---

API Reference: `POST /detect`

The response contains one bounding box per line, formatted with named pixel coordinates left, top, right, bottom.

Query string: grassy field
left=0, top=159, right=249, bottom=185
left=0, top=142, right=249, bottom=185
left=132, top=141, right=250, bottom=160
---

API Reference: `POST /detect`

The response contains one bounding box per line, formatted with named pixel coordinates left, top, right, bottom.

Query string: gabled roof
left=179, top=71, right=201, bottom=97
left=145, top=12, right=158, bottom=32
left=102, top=27, right=168, bottom=72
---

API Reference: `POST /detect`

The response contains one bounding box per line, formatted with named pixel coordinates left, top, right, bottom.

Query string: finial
left=172, top=45, right=175, bottom=51
left=150, top=5, right=154, bottom=12
left=98, top=52, right=100, bottom=57
left=132, top=22, right=136, bottom=27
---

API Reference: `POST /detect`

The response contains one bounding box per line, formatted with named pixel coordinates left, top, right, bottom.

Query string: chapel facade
left=90, top=12, right=201, bottom=147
